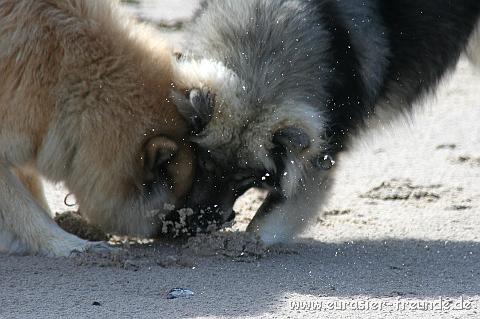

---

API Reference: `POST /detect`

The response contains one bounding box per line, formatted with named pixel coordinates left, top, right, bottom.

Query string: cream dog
left=0, top=0, right=196, bottom=256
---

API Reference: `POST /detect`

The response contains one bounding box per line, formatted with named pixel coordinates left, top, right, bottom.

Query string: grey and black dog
left=170, top=0, right=480, bottom=244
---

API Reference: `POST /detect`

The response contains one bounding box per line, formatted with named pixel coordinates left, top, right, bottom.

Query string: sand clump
left=55, top=211, right=109, bottom=242
left=157, top=208, right=224, bottom=237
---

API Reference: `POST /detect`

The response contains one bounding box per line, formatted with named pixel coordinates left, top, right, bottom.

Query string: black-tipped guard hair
left=171, top=88, right=215, bottom=134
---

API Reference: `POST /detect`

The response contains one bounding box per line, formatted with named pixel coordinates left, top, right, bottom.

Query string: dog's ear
left=142, top=136, right=178, bottom=180
left=273, top=127, right=311, bottom=154
left=171, top=88, right=214, bottom=134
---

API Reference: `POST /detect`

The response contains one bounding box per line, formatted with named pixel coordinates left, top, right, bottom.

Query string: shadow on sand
left=1, top=238, right=479, bottom=317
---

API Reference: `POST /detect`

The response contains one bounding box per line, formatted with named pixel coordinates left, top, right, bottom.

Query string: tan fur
left=13, top=166, right=50, bottom=212
left=0, top=0, right=195, bottom=256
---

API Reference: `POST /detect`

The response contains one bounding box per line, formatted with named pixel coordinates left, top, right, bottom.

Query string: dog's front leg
left=13, top=167, right=50, bottom=213
left=0, top=164, right=111, bottom=257
left=246, top=168, right=332, bottom=245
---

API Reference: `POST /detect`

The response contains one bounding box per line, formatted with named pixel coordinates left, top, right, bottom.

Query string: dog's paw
left=76, top=241, right=123, bottom=256
left=246, top=218, right=293, bottom=246
left=42, top=231, right=119, bottom=258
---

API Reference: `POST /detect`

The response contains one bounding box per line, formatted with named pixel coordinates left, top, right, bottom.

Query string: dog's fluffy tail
left=467, top=22, right=480, bottom=65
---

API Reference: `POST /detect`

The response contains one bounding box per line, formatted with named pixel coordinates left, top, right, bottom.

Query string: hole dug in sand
left=54, top=204, right=292, bottom=269
left=67, top=230, right=274, bottom=269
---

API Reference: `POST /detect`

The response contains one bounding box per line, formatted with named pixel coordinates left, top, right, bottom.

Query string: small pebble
left=123, top=259, right=140, bottom=271
left=166, top=288, right=195, bottom=299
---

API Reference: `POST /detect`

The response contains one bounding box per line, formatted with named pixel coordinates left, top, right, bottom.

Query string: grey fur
left=185, top=0, right=330, bottom=168
left=179, top=0, right=480, bottom=244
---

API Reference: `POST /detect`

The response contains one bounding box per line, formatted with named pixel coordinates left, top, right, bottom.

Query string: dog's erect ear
left=142, top=136, right=178, bottom=179
left=171, top=88, right=214, bottom=134
left=273, top=127, right=311, bottom=154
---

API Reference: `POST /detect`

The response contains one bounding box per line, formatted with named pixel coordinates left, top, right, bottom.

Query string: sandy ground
left=1, top=1, right=480, bottom=318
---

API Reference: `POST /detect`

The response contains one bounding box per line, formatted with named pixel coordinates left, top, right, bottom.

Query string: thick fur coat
left=0, top=0, right=196, bottom=256
left=176, top=0, right=480, bottom=244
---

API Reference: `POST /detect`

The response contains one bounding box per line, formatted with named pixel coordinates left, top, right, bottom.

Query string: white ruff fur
left=468, top=22, right=480, bottom=65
